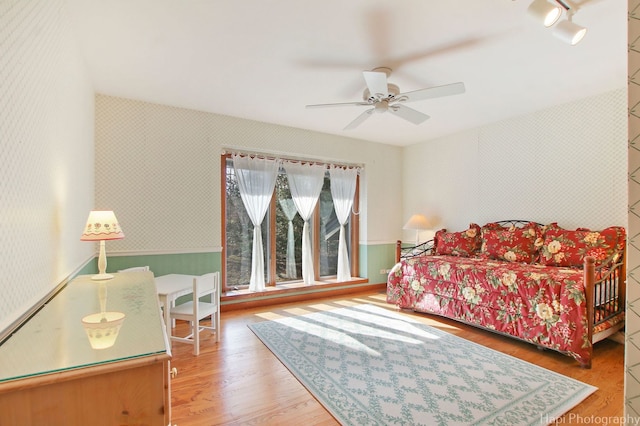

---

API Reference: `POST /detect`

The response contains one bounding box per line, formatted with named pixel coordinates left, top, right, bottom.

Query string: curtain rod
left=220, top=148, right=363, bottom=170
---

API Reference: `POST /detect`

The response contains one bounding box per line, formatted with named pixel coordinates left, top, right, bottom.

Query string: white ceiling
left=66, top=0, right=627, bottom=147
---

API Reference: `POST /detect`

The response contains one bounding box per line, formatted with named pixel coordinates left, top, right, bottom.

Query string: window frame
left=220, top=153, right=360, bottom=292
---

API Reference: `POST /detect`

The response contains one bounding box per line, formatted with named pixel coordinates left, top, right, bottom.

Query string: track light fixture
left=527, top=0, right=587, bottom=45
left=553, top=11, right=587, bottom=45
left=527, top=0, right=562, bottom=27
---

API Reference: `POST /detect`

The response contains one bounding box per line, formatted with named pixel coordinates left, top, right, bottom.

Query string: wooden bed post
left=621, top=247, right=627, bottom=315
left=395, top=240, right=402, bottom=264
left=583, top=256, right=595, bottom=369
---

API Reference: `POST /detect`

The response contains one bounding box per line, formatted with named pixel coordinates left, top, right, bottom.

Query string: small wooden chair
left=169, top=272, right=220, bottom=355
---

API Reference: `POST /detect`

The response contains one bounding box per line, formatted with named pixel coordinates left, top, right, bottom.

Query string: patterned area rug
left=249, top=304, right=596, bottom=426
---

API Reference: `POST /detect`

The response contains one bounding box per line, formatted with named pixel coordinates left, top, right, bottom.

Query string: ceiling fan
left=306, top=67, right=466, bottom=130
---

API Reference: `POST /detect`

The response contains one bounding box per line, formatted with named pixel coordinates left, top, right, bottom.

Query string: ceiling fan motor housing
left=363, top=83, right=400, bottom=103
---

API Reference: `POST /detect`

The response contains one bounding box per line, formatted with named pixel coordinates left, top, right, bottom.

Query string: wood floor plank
left=169, top=290, right=624, bottom=425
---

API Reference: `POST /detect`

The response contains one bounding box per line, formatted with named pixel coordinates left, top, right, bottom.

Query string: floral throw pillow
left=480, top=222, right=543, bottom=263
left=434, top=223, right=481, bottom=257
left=481, top=221, right=508, bottom=230
left=539, top=223, right=625, bottom=267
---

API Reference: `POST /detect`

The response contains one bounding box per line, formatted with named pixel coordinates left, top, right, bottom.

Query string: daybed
left=386, top=220, right=626, bottom=368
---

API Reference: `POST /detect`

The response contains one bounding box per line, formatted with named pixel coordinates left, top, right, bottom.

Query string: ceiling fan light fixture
left=527, top=0, right=562, bottom=27
left=553, top=19, right=587, bottom=45
left=374, top=102, right=388, bottom=113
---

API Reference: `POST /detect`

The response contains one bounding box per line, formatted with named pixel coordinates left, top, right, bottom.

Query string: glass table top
left=0, top=271, right=169, bottom=383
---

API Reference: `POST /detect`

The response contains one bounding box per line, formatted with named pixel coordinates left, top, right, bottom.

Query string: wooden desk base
left=0, top=356, right=170, bottom=425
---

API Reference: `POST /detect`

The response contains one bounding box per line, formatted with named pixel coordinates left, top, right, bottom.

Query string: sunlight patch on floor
left=283, top=305, right=443, bottom=350
left=279, top=315, right=382, bottom=357
left=305, top=303, right=339, bottom=312
left=421, top=319, right=461, bottom=332
left=254, top=311, right=287, bottom=321
left=350, top=296, right=463, bottom=333
left=282, top=307, right=316, bottom=316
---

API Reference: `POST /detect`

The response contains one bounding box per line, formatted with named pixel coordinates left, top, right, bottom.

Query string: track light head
left=553, top=19, right=587, bottom=45
left=526, top=0, right=588, bottom=46
left=527, top=0, right=562, bottom=27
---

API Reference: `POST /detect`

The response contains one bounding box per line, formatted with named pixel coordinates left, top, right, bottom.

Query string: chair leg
left=216, top=311, right=220, bottom=342
left=171, top=299, right=176, bottom=328
left=193, top=318, right=200, bottom=356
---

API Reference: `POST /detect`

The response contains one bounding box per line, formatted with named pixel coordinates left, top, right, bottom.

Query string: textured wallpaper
left=0, top=0, right=95, bottom=333
left=477, top=89, right=627, bottom=229
left=403, top=89, right=627, bottom=233
left=95, top=95, right=404, bottom=253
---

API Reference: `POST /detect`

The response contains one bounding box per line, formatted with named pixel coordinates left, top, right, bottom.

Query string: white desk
left=155, top=274, right=198, bottom=335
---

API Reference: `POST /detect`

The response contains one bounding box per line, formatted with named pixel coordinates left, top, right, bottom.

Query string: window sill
left=220, top=277, right=378, bottom=311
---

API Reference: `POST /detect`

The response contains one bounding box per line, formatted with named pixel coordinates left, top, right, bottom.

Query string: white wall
left=0, top=0, right=95, bottom=333
left=95, top=95, right=404, bottom=254
left=402, top=88, right=627, bottom=238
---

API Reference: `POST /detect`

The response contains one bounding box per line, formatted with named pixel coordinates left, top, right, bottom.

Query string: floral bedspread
left=386, top=255, right=592, bottom=365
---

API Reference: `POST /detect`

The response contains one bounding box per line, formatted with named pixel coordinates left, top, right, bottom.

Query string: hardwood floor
left=169, top=289, right=624, bottom=425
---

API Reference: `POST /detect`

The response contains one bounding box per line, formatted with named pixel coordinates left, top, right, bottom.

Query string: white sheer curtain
left=329, top=166, right=358, bottom=282
left=232, top=154, right=280, bottom=292
left=278, top=198, right=298, bottom=278
left=284, top=161, right=325, bottom=284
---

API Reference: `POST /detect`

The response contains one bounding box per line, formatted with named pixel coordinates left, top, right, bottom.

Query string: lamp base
left=91, top=273, right=114, bottom=281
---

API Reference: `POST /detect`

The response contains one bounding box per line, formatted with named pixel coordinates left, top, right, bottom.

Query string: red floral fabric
left=386, top=255, right=595, bottom=365
left=480, top=222, right=543, bottom=263
left=434, top=223, right=481, bottom=257
left=539, top=224, right=625, bottom=267
left=481, top=221, right=509, bottom=230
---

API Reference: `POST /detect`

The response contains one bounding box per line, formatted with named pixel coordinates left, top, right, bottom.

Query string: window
left=222, top=154, right=359, bottom=291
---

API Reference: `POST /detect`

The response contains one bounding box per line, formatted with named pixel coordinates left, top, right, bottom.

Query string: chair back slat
left=118, top=266, right=150, bottom=273
left=196, top=272, right=218, bottom=298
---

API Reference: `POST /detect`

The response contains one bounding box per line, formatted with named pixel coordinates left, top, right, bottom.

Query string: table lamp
left=403, top=214, right=431, bottom=245
left=81, top=210, right=124, bottom=280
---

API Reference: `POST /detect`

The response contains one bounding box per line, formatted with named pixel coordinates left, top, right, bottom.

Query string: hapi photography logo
left=542, top=414, right=640, bottom=425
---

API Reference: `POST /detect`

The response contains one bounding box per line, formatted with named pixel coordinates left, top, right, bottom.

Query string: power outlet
left=380, top=269, right=391, bottom=275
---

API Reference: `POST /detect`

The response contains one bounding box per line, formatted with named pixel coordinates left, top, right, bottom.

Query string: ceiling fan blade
left=365, top=7, right=392, bottom=62
left=343, top=109, right=374, bottom=130
left=398, top=82, right=466, bottom=103
left=389, top=38, right=486, bottom=70
left=363, top=71, right=388, bottom=98
left=388, top=104, right=430, bottom=125
left=306, top=101, right=370, bottom=109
